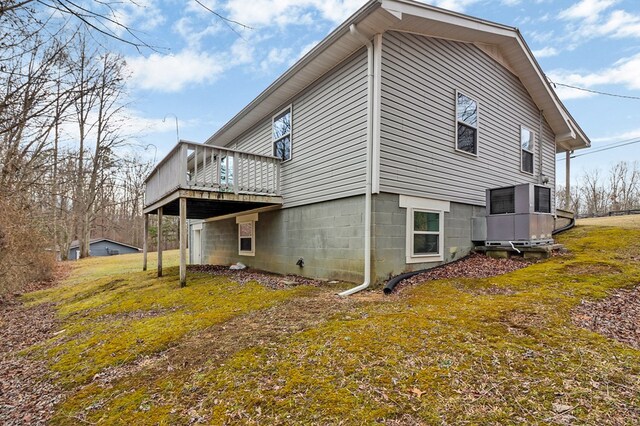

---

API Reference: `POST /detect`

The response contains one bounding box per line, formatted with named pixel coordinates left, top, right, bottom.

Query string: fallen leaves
left=395, top=253, right=530, bottom=292
left=410, top=387, right=426, bottom=398
left=572, top=285, right=640, bottom=349
left=0, top=298, right=64, bottom=425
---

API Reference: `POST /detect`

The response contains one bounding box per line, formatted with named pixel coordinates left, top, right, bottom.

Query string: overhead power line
left=548, top=80, right=640, bottom=100
left=556, top=137, right=640, bottom=161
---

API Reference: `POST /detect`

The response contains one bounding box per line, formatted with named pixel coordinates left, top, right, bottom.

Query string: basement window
left=273, top=106, right=292, bottom=161
left=456, top=91, right=479, bottom=155
left=521, top=126, right=535, bottom=174
left=412, top=210, right=441, bottom=256
left=237, top=213, right=258, bottom=256
left=399, top=195, right=449, bottom=264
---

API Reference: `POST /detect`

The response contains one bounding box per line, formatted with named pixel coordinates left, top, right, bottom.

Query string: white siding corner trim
left=399, top=195, right=450, bottom=264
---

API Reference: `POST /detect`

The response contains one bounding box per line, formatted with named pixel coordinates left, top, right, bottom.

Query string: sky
left=105, top=0, right=640, bottom=186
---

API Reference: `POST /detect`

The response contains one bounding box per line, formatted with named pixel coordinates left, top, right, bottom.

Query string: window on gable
left=521, top=126, right=535, bottom=174
left=456, top=92, right=478, bottom=155
left=238, top=221, right=255, bottom=256
left=273, top=107, right=292, bottom=161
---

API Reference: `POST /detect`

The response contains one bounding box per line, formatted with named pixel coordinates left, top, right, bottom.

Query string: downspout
left=338, top=24, right=374, bottom=297
left=538, top=110, right=544, bottom=183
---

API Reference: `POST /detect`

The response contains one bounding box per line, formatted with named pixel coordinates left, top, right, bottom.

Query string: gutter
left=338, top=24, right=376, bottom=297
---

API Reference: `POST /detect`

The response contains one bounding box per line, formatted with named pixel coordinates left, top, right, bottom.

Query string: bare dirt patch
left=81, top=290, right=360, bottom=424
left=501, top=310, right=547, bottom=336
left=563, top=261, right=622, bottom=276
left=188, top=264, right=328, bottom=288
left=93, top=290, right=357, bottom=386
left=572, top=285, right=640, bottom=350
left=394, top=253, right=530, bottom=293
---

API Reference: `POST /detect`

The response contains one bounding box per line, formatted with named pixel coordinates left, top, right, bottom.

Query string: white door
left=192, top=229, right=202, bottom=264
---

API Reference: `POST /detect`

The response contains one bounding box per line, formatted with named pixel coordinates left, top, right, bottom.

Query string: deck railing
left=145, top=140, right=281, bottom=207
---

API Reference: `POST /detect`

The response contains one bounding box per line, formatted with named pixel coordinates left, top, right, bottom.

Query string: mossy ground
left=24, top=220, right=640, bottom=425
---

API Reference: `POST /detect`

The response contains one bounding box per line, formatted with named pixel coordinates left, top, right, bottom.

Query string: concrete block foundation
left=198, top=193, right=486, bottom=285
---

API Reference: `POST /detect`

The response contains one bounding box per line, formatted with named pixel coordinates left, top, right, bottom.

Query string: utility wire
left=548, top=80, right=640, bottom=100
left=556, top=137, right=640, bottom=161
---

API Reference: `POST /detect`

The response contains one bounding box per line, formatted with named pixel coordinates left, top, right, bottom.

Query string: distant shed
left=68, top=238, right=141, bottom=260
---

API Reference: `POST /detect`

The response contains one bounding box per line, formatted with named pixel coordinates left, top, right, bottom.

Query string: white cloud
left=552, top=1, right=640, bottom=51
left=430, top=0, right=481, bottom=12
left=260, top=47, right=294, bottom=72
left=298, top=39, right=321, bottom=59
left=533, top=46, right=559, bottom=58
left=597, top=10, right=640, bottom=38
left=186, top=0, right=219, bottom=16
left=126, top=50, right=225, bottom=92
left=173, top=16, right=225, bottom=49
left=229, top=39, right=255, bottom=65
left=559, top=0, right=618, bottom=22
left=224, top=0, right=365, bottom=28
left=106, top=0, right=166, bottom=36
left=529, top=29, right=555, bottom=43
left=591, top=128, right=640, bottom=143
left=547, top=53, right=640, bottom=100
left=501, top=0, right=521, bottom=5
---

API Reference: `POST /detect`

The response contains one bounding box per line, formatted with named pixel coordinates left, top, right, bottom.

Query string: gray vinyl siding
left=229, top=49, right=369, bottom=208
left=379, top=31, right=556, bottom=207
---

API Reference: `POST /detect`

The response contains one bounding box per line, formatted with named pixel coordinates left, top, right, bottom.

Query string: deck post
left=143, top=214, right=149, bottom=271
left=157, top=207, right=163, bottom=278
left=179, top=197, right=187, bottom=287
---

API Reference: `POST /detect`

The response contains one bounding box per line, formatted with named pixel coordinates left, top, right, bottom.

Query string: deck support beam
left=157, top=207, right=163, bottom=278
left=143, top=214, right=149, bottom=271
left=179, top=197, right=187, bottom=287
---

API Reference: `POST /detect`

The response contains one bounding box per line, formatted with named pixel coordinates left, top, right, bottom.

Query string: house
left=142, top=0, right=589, bottom=293
left=69, top=238, right=141, bottom=260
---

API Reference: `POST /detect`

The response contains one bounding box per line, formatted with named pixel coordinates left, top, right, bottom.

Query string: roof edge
left=204, top=0, right=382, bottom=145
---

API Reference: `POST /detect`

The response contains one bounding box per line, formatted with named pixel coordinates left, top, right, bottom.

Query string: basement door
left=192, top=228, right=202, bottom=265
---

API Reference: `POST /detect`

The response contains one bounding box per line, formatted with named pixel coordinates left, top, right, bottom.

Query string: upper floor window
left=521, top=126, right=535, bottom=174
left=273, top=107, right=292, bottom=161
left=456, top=91, right=478, bottom=155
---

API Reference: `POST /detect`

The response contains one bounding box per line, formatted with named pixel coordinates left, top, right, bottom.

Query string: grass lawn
left=24, top=219, right=640, bottom=425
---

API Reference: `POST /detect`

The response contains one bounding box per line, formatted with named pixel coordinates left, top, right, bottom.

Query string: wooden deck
left=144, top=140, right=283, bottom=216
left=142, top=140, right=283, bottom=286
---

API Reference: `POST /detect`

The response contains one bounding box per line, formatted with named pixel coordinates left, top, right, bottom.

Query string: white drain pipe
left=339, top=24, right=374, bottom=297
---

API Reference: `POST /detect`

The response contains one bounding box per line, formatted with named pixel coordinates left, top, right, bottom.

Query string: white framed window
left=520, top=126, right=535, bottom=174
left=399, top=196, right=450, bottom=263
left=455, top=91, right=479, bottom=156
left=236, top=213, right=258, bottom=256
left=272, top=106, right=292, bottom=161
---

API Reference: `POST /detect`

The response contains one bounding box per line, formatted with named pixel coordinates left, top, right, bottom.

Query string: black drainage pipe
left=383, top=270, right=426, bottom=295
left=383, top=254, right=476, bottom=295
